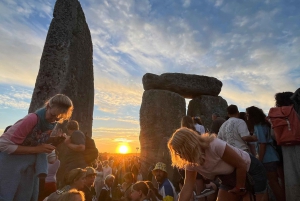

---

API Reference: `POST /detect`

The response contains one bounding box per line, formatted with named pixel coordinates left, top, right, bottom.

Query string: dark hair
left=239, top=112, right=247, bottom=122
left=145, top=181, right=163, bottom=200
left=181, top=116, right=196, bottom=131
left=227, top=105, right=239, bottom=115
left=275, top=92, right=293, bottom=107
left=239, top=112, right=254, bottom=134
left=193, top=117, right=203, bottom=125
left=4, top=125, right=12, bottom=133
left=67, top=120, right=79, bottom=130
left=123, top=172, right=134, bottom=182
left=132, top=181, right=149, bottom=196
left=246, top=106, right=269, bottom=126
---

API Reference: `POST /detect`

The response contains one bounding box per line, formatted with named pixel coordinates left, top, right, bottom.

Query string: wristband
left=235, top=187, right=246, bottom=192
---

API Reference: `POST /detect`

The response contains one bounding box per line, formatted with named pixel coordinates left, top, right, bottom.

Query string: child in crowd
left=130, top=181, right=149, bottom=201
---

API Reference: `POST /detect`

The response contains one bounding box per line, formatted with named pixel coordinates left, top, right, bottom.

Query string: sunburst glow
left=118, top=145, right=129, bottom=154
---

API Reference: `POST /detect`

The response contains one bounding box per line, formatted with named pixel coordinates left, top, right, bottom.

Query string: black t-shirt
left=82, top=185, right=96, bottom=201
left=98, top=188, right=112, bottom=201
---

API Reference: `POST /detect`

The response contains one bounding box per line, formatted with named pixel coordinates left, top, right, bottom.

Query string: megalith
left=143, top=73, right=222, bottom=98
left=28, top=0, right=94, bottom=136
left=187, top=95, right=228, bottom=131
left=140, top=89, right=186, bottom=181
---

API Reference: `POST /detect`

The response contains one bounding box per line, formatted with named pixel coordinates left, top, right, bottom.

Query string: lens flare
left=118, top=145, right=129, bottom=154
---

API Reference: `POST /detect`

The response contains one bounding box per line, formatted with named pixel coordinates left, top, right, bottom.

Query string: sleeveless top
left=21, top=108, right=56, bottom=146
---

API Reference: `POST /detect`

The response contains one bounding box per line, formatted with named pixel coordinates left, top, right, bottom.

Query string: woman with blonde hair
left=57, top=189, right=85, bottom=201
left=47, top=168, right=86, bottom=201
left=168, top=127, right=267, bottom=201
left=0, top=94, right=73, bottom=201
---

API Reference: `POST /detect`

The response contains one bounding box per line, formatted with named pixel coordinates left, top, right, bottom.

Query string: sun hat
left=152, top=162, right=167, bottom=174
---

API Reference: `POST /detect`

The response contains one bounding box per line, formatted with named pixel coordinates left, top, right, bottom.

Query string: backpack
left=84, top=135, right=99, bottom=165
left=266, top=105, right=300, bottom=146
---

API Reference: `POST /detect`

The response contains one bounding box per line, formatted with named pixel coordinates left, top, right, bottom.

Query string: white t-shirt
left=186, top=138, right=251, bottom=180
left=217, top=117, right=250, bottom=152
left=194, top=124, right=205, bottom=134
left=103, top=166, right=112, bottom=180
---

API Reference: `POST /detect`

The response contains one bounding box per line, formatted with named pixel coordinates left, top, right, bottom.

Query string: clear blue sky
left=0, top=0, right=299, bottom=152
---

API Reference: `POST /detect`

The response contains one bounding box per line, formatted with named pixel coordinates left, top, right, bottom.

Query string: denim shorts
left=263, top=161, right=279, bottom=172
left=218, top=154, right=267, bottom=194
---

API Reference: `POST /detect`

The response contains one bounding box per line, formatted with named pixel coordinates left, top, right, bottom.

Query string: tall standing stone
left=29, top=0, right=94, bottom=136
left=140, top=89, right=186, bottom=182
left=187, top=95, right=228, bottom=131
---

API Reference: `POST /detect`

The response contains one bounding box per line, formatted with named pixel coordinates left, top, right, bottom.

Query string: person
left=98, top=174, right=115, bottom=201
left=95, top=161, right=104, bottom=199
left=210, top=112, right=226, bottom=134
left=246, top=106, right=285, bottom=201
left=181, top=116, right=197, bottom=132
left=181, top=116, right=209, bottom=199
left=121, top=172, right=135, bottom=201
left=152, top=162, right=177, bottom=201
left=82, top=167, right=97, bottom=201
left=57, top=189, right=85, bottom=201
left=64, top=120, right=87, bottom=170
left=103, top=160, right=113, bottom=182
left=168, top=127, right=267, bottom=201
left=239, top=112, right=257, bottom=156
left=131, top=157, right=141, bottom=182
left=0, top=94, right=73, bottom=201
left=47, top=168, right=87, bottom=201
left=193, top=117, right=205, bottom=134
left=130, top=181, right=149, bottom=201
left=272, top=91, right=299, bottom=200
left=218, top=105, right=257, bottom=152
left=40, top=150, right=61, bottom=200
left=145, top=181, right=163, bottom=201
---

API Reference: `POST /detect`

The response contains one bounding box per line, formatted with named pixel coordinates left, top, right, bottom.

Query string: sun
left=118, top=145, right=129, bottom=154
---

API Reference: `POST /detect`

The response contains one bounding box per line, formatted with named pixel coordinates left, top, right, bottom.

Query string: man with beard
left=152, top=162, right=177, bottom=201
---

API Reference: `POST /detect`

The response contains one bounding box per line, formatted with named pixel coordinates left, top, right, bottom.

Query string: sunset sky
left=0, top=0, right=299, bottom=153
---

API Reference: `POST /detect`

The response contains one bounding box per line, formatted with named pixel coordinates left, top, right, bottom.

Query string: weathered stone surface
left=29, top=0, right=94, bottom=136
left=142, top=73, right=222, bottom=98
left=140, top=89, right=185, bottom=184
left=187, top=95, right=228, bottom=131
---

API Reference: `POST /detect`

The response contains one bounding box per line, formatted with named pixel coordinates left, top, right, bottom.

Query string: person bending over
left=168, top=127, right=267, bottom=201
left=0, top=94, right=73, bottom=201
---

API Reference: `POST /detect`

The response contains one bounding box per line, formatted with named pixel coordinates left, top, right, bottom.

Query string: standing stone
left=140, top=89, right=186, bottom=183
left=28, top=0, right=94, bottom=136
left=187, top=95, right=228, bottom=131
left=142, top=73, right=223, bottom=98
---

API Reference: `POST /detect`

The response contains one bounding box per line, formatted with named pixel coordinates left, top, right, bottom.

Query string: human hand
left=35, top=144, right=56, bottom=153
left=64, top=136, right=71, bottom=144
left=228, top=187, right=247, bottom=196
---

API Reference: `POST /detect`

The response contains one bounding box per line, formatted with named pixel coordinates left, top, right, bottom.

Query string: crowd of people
left=0, top=89, right=299, bottom=201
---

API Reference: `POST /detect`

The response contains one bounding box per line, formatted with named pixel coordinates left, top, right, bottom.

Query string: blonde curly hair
left=58, top=189, right=85, bottom=201
left=168, top=127, right=215, bottom=169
